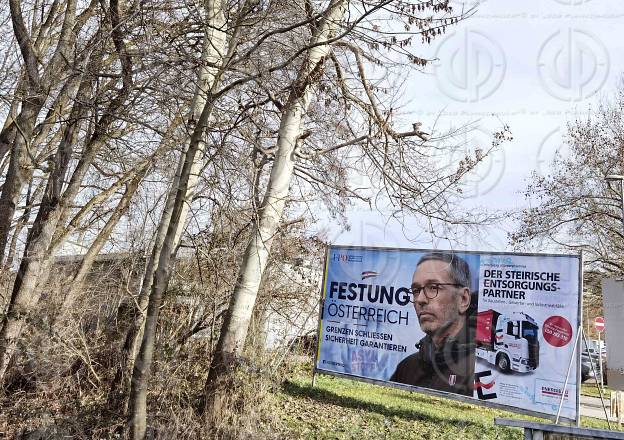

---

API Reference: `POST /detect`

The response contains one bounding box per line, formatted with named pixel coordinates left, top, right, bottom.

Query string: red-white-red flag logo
left=361, top=271, right=378, bottom=280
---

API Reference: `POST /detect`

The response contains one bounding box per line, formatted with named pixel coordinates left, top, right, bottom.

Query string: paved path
left=581, top=394, right=616, bottom=422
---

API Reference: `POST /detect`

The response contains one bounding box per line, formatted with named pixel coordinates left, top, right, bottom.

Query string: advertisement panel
left=315, top=246, right=582, bottom=421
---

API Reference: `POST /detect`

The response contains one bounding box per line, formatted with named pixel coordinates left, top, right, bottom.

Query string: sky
left=322, top=0, right=624, bottom=253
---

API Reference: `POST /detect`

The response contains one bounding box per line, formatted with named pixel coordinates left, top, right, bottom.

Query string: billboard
left=314, top=246, right=582, bottom=421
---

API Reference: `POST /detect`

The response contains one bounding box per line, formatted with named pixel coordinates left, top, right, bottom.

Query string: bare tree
left=0, top=0, right=97, bottom=259
left=127, top=0, right=229, bottom=436
left=0, top=0, right=134, bottom=382
left=201, top=0, right=503, bottom=416
left=203, top=0, right=349, bottom=414
left=512, top=88, right=624, bottom=274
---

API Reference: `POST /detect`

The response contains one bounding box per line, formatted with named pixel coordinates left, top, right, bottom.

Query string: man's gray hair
left=417, top=252, right=471, bottom=289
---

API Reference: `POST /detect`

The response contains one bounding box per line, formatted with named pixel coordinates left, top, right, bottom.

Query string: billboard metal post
left=599, top=330, right=604, bottom=391
left=576, top=250, right=584, bottom=427
left=594, top=316, right=605, bottom=393
left=556, top=325, right=581, bottom=425
left=582, top=329, right=612, bottom=430
left=311, top=248, right=330, bottom=388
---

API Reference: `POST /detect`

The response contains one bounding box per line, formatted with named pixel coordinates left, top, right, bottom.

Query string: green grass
left=264, top=365, right=619, bottom=439
left=581, top=382, right=612, bottom=399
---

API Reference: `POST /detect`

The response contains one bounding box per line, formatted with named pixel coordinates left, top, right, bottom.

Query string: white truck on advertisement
left=476, top=309, right=540, bottom=373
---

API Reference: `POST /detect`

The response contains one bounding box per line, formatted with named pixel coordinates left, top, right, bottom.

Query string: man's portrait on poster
left=390, top=252, right=476, bottom=396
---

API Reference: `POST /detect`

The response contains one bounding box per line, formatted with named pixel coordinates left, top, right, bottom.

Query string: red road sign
left=594, top=316, right=605, bottom=332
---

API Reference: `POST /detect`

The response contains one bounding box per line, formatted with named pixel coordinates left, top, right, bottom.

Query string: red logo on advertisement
left=541, top=386, right=568, bottom=399
left=474, top=378, right=496, bottom=390
left=543, top=316, right=572, bottom=347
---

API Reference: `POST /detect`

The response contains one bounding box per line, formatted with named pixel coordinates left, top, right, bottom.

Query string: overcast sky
left=323, top=0, right=624, bottom=253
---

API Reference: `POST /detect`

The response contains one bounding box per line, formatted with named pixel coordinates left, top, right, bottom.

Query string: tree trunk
left=0, top=101, right=86, bottom=381
left=115, top=125, right=199, bottom=403
left=0, top=68, right=85, bottom=261
left=0, top=103, right=40, bottom=259
left=117, top=0, right=231, bottom=404
left=127, top=105, right=216, bottom=439
left=127, top=1, right=227, bottom=437
left=0, top=91, right=20, bottom=164
left=203, top=0, right=346, bottom=414
left=3, top=175, right=43, bottom=270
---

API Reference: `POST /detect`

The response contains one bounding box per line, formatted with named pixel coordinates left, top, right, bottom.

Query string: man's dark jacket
left=389, top=319, right=475, bottom=396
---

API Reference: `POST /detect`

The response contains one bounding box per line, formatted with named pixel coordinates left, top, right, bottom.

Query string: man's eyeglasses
left=409, top=283, right=464, bottom=300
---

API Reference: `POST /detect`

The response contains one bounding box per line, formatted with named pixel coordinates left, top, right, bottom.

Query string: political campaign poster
left=314, top=245, right=582, bottom=421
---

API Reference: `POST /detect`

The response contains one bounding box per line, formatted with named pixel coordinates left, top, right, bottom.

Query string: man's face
left=411, top=259, right=470, bottom=335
